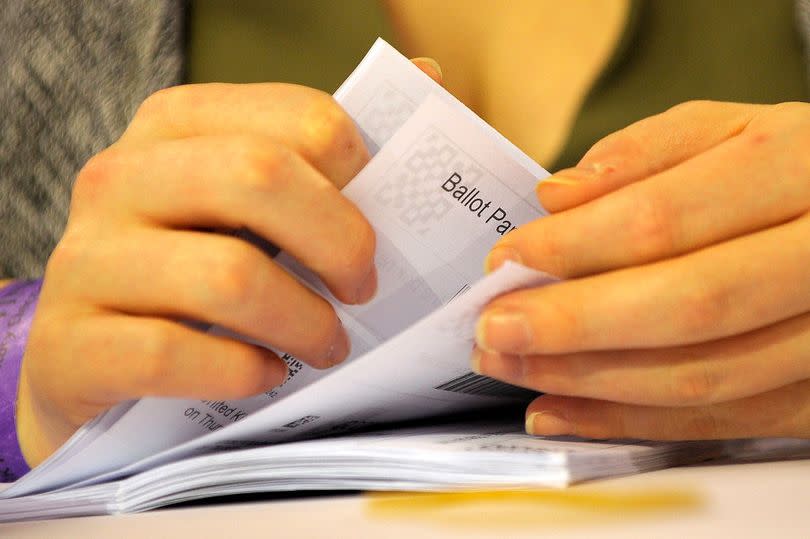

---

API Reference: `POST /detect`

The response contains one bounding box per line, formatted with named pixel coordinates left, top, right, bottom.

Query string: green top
left=186, top=0, right=395, bottom=92
left=186, top=0, right=807, bottom=170
left=555, top=0, right=807, bottom=168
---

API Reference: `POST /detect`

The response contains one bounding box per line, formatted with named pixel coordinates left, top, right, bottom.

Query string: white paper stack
left=2, top=417, right=747, bottom=521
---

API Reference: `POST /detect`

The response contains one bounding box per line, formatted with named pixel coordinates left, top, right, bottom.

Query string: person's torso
left=187, top=0, right=808, bottom=169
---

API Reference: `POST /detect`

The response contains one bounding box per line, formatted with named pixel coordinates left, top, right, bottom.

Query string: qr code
left=374, top=128, right=484, bottom=235
left=356, top=82, right=416, bottom=146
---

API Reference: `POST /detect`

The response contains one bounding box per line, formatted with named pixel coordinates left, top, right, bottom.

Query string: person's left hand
left=472, top=100, right=810, bottom=440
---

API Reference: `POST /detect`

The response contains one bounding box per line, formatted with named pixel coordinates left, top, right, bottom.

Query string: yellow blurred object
left=366, top=488, right=702, bottom=529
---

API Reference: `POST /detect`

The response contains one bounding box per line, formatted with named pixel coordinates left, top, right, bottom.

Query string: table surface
left=2, top=458, right=808, bottom=538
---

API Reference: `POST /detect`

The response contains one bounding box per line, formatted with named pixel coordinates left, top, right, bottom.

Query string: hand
left=473, top=101, right=810, bottom=440
left=17, top=82, right=381, bottom=467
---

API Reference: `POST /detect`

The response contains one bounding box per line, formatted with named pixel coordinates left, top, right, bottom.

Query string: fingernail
left=472, top=348, right=525, bottom=383
left=476, top=310, right=532, bottom=353
left=525, top=411, right=570, bottom=436
left=539, top=161, right=617, bottom=187
left=355, top=266, right=378, bottom=304
left=484, top=246, right=522, bottom=273
left=326, top=320, right=351, bottom=366
left=413, top=57, right=443, bottom=80
left=538, top=175, right=582, bottom=187
left=535, top=174, right=583, bottom=206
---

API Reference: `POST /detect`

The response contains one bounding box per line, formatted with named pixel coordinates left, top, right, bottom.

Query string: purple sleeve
left=0, top=279, right=43, bottom=482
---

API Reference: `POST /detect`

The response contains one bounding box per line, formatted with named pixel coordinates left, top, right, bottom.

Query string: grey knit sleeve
left=0, top=0, right=185, bottom=279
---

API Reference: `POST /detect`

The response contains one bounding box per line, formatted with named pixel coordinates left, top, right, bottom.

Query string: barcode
left=435, top=372, right=537, bottom=400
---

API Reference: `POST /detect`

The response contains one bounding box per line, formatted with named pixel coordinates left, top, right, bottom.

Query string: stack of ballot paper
left=1, top=417, right=742, bottom=520
left=2, top=39, right=808, bottom=522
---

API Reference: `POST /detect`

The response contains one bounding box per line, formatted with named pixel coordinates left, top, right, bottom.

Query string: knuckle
left=72, top=151, right=118, bottom=205
left=45, top=237, right=78, bottom=277
left=740, top=117, right=779, bottom=149
left=748, top=106, right=810, bottom=191
left=666, top=99, right=714, bottom=117
left=677, top=283, right=728, bottom=338
left=206, top=243, right=263, bottom=309
left=740, top=129, right=774, bottom=153
left=302, top=93, right=367, bottom=174
left=45, top=229, right=90, bottom=280
left=134, top=86, right=182, bottom=123
left=744, top=102, right=808, bottom=142
left=522, top=226, right=571, bottom=278
left=134, top=325, right=176, bottom=388
left=768, top=101, right=808, bottom=120
left=129, top=84, right=210, bottom=138
left=670, top=364, right=718, bottom=406
left=624, top=189, right=677, bottom=261
left=532, top=368, right=576, bottom=396
left=535, top=295, right=584, bottom=353
left=523, top=356, right=581, bottom=395
left=236, top=138, right=296, bottom=195
left=766, top=104, right=810, bottom=176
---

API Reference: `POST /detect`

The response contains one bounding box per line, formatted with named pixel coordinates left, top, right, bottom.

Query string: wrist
left=0, top=279, right=43, bottom=481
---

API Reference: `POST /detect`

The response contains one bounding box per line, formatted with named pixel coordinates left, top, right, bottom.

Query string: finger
left=536, top=101, right=765, bottom=212
left=50, top=228, right=350, bottom=368
left=75, top=136, right=377, bottom=305
left=478, top=216, right=810, bottom=354
left=490, top=120, right=810, bottom=279
left=411, top=57, right=444, bottom=85
left=473, top=310, right=810, bottom=407
left=524, top=378, right=810, bottom=440
left=118, top=83, right=370, bottom=187
left=65, top=313, right=289, bottom=403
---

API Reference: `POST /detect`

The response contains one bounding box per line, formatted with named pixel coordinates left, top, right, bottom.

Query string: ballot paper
left=3, top=39, right=552, bottom=499
left=3, top=39, right=808, bottom=521
left=1, top=417, right=737, bottom=521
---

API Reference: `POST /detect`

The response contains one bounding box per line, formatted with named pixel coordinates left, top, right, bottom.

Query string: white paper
left=335, top=39, right=548, bottom=180
left=0, top=418, right=742, bottom=522
left=276, top=94, right=547, bottom=355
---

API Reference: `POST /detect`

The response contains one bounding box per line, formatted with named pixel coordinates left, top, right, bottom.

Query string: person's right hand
left=16, top=82, right=381, bottom=467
